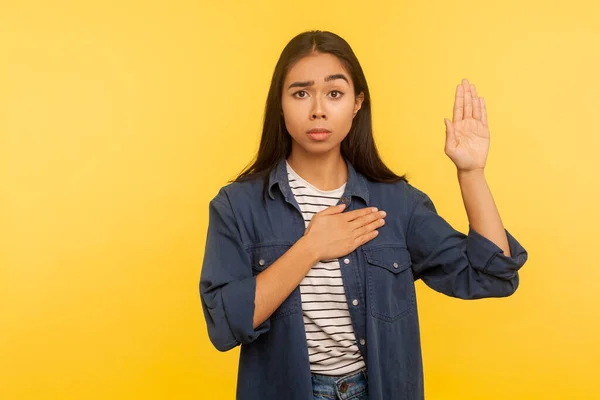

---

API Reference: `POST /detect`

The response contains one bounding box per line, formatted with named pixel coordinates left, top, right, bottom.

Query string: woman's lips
left=307, top=131, right=331, bottom=141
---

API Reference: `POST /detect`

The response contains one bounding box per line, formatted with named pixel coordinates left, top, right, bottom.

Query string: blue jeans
left=311, top=368, right=368, bottom=400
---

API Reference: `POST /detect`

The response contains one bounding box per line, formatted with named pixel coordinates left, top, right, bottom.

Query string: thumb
left=444, top=118, right=455, bottom=143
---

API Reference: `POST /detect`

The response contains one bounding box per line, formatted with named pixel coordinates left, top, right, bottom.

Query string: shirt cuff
left=221, top=275, right=271, bottom=346
left=466, top=225, right=528, bottom=280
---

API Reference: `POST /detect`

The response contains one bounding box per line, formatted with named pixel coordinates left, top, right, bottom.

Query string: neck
left=287, top=148, right=348, bottom=191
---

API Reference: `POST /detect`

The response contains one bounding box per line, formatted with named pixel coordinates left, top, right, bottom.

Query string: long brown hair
left=232, top=30, right=407, bottom=202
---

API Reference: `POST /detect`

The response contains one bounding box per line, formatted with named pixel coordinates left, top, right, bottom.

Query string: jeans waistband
left=311, top=368, right=368, bottom=399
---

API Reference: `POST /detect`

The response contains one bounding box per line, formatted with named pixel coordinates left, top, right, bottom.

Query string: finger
left=355, top=230, right=379, bottom=247
left=480, top=97, right=488, bottom=126
left=318, top=203, right=346, bottom=216
left=343, top=206, right=379, bottom=222
left=354, top=217, right=385, bottom=239
left=350, top=210, right=386, bottom=230
left=453, top=84, right=463, bottom=122
left=472, top=84, right=481, bottom=120
left=463, top=79, right=472, bottom=119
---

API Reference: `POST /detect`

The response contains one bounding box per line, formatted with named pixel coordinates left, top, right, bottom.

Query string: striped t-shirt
left=286, top=160, right=366, bottom=376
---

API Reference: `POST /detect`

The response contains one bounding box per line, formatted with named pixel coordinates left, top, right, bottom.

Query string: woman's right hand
left=303, top=204, right=386, bottom=261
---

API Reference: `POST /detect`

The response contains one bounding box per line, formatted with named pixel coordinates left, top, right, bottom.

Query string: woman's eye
left=330, top=90, right=343, bottom=98
left=294, top=90, right=308, bottom=98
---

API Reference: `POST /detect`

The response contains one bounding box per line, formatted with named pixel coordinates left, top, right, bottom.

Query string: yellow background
left=1, top=0, right=598, bottom=399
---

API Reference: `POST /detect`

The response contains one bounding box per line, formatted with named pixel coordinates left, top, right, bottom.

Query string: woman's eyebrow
left=287, top=73, right=349, bottom=89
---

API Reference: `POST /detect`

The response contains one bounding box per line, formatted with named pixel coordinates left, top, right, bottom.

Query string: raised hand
left=443, top=78, right=490, bottom=172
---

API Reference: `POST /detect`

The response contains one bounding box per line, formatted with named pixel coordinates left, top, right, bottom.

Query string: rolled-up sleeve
left=199, top=190, right=270, bottom=352
left=406, top=186, right=528, bottom=299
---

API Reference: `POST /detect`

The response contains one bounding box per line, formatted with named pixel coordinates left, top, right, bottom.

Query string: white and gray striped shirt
left=286, top=160, right=366, bottom=376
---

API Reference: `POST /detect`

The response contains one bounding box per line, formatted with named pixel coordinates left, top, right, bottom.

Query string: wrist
left=295, top=235, right=321, bottom=265
left=457, top=168, right=485, bottom=179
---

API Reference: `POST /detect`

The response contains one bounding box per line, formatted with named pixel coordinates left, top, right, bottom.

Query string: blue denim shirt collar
left=267, top=157, right=370, bottom=206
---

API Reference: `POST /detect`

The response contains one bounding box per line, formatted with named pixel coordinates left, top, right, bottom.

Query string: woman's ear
left=353, top=92, right=365, bottom=117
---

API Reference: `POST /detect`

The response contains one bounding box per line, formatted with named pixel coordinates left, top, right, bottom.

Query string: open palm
left=443, top=79, right=490, bottom=171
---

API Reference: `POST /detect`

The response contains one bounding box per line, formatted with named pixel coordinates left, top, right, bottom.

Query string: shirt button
left=393, top=262, right=399, bottom=269
left=341, top=197, right=349, bottom=204
left=359, top=338, right=366, bottom=345
left=352, top=299, right=359, bottom=306
left=343, top=258, right=350, bottom=265
left=259, top=259, right=265, bottom=266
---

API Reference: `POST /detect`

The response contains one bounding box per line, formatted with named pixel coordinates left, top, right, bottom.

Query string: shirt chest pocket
left=363, top=245, right=416, bottom=322
left=249, top=244, right=300, bottom=320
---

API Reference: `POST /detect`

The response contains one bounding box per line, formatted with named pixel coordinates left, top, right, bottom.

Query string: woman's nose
left=310, top=99, right=327, bottom=119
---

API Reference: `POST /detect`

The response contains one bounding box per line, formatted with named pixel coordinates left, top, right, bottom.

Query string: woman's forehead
left=285, top=53, right=350, bottom=84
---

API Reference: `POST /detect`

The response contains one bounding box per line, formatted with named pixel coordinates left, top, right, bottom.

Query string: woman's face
left=281, top=52, right=364, bottom=156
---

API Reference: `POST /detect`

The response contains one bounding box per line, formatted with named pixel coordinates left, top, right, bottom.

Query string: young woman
left=200, top=30, right=527, bottom=400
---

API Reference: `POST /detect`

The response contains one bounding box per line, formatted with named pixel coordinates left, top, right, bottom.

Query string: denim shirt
left=199, top=157, right=528, bottom=400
